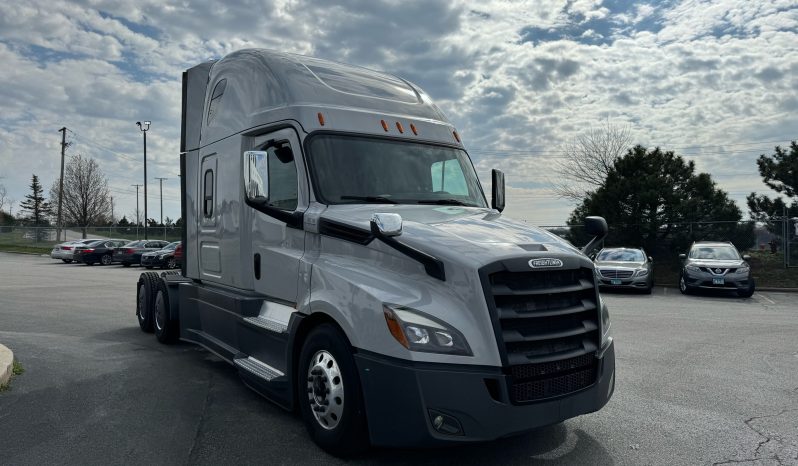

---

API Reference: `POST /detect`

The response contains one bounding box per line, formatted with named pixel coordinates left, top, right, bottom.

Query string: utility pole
left=110, top=196, right=114, bottom=225
left=132, top=184, right=142, bottom=239
left=136, top=121, right=151, bottom=239
left=57, top=127, right=67, bottom=242
left=155, top=177, right=168, bottom=239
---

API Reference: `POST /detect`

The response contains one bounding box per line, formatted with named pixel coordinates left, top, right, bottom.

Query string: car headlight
left=599, top=296, right=611, bottom=346
left=685, top=264, right=700, bottom=273
left=736, top=266, right=750, bottom=274
left=383, top=304, right=472, bottom=356
left=635, top=268, right=649, bottom=277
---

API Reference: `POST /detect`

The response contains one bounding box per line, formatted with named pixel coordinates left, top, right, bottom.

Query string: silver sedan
left=50, top=239, right=99, bottom=263
left=594, top=247, right=654, bottom=294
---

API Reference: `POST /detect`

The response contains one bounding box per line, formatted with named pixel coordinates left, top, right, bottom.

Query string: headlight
left=736, top=266, right=750, bottom=274
left=635, top=268, right=649, bottom=277
left=383, top=304, right=472, bottom=356
left=685, top=264, right=700, bottom=273
left=158, top=254, right=169, bottom=259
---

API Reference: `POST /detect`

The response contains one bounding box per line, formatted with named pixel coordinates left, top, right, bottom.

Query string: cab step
left=234, top=356, right=284, bottom=382
left=242, top=316, right=288, bottom=334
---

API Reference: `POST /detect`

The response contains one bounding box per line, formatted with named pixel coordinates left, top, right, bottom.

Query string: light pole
left=136, top=121, right=151, bottom=239
left=155, top=177, right=168, bottom=238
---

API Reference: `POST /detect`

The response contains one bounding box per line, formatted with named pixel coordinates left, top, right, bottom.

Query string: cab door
left=246, top=128, right=307, bottom=304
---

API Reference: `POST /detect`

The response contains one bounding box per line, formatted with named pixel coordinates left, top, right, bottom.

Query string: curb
left=0, top=344, right=13, bottom=387
left=656, top=284, right=798, bottom=292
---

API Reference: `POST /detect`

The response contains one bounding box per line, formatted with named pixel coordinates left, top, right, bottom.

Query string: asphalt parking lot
left=0, top=252, right=796, bottom=465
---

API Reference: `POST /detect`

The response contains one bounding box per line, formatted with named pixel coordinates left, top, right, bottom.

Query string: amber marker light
left=410, top=123, right=418, bottom=135
left=317, top=112, right=325, bottom=126
left=383, top=306, right=410, bottom=349
left=396, top=122, right=404, bottom=133
left=453, top=130, right=461, bottom=143
left=381, top=119, right=389, bottom=132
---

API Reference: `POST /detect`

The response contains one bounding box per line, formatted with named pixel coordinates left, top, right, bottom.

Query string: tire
left=122, top=262, right=131, bottom=267
left=100, top=254, right=112, bottom=266
left=136, top=272, right=159, bottom=333
left=298, top=324, right=369, bottom=456
left=153, top=279, right=179, bottom=344
left=643, top=285, right=652, bottom=295
left=738, top=279, right=755, bottom=298
left=85, top=261, right=95, bottom=266
left=62, top=259, right=72, bottom=263
left=679, top=275, right=693, bottom=295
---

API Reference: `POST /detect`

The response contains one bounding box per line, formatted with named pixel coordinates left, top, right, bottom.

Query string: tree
left=552, top=121, right=632, bottom=202
left=0, top=182, right=7, bottom=213
left=49, top=154, right=112, bottom=238
left=567, top=146, right=748, bottom=255
left=19, top=175, right=51, bottom=225
left=747, top=141, right=798, bottom=224
left=117, top=216, right=131, bottom=227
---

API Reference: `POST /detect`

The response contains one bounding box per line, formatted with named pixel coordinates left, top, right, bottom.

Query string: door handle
left=254, top=253, right=261, bottom=280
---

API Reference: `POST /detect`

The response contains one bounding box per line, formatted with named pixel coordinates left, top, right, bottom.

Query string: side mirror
left=742, top=254, right=750, bottom=261
left=491, top=169, right=505, bottom=213
left=581, top=216, right=608, bottom=256
left=678, top=253, right=686, bottom=259
left=370, top=213, right=403, bottom=237
left=244, top=151, right=269, bottom=202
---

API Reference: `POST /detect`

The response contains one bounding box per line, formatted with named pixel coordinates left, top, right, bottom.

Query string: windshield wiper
left=416, top=199, right=478, bottom=207
left=340, top=195, right=398, bottom=204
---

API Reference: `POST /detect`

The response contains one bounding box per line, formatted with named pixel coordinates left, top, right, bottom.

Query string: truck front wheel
left=298, top=323, right=369, bottom=456
left=136, top=273, right=159, bottom=333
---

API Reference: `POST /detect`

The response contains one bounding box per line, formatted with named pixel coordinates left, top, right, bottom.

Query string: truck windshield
left=306, top=135, right=487, bottom=207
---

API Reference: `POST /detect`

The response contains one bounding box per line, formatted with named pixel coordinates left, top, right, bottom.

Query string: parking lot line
left=758, top=293, right=776, bottom=305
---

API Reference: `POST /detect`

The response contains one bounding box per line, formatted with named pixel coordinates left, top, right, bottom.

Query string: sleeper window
left=204, top=169, right=214, bottom=217
left=207, top=79, right=227, bottom=125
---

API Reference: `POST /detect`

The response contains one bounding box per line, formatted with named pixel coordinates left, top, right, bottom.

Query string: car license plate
left=611, top=279, right=622, bottom=285
left=713, top=277, right=725, bottom=285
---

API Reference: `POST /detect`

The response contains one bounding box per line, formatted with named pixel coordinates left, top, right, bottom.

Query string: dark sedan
left=73, top=239, right=129, bottom=265
left=140, top=241, right=180, bottom=269
left=113, top=240, right=170, bottom=267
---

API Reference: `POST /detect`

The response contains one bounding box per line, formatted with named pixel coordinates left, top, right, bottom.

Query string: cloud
left=0, top=0, right=797, bottom=225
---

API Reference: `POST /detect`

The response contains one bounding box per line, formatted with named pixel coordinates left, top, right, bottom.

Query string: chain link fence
left=0, top=225, right=181, bottom=251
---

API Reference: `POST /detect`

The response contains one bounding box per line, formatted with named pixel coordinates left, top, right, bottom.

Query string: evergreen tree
left=19, top=174, right=51, bottom=225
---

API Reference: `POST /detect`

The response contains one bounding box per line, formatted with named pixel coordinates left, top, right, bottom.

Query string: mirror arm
left=245, top=198, right=304, bottom=229
left=370, top=224, right=446, bottom=281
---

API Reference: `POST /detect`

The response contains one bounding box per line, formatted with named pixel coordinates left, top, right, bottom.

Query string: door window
left=267, top=145, right=298, bottom=210
left=204, top=169, right=214, bottom=217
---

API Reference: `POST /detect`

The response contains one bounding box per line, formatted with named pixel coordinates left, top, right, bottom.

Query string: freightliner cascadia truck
left=135, top=49, right=615, bottom=455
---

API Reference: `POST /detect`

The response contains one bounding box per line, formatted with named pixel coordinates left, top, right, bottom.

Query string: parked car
left=594, top=247, right=654, bottom=293
left=679, top=241, right=755, bottom=297
left=113, top=240, right=170, bottom=266
left=74, top=239, right=130, bottom=265
left=140, top=241, right=181, bottom=269
left=50, top=239, right=98, bottom=263
left=173, top=242, right=183, bottom=267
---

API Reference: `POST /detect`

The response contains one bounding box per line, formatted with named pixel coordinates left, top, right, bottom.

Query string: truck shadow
left=360, top=424, right=613, bottom=465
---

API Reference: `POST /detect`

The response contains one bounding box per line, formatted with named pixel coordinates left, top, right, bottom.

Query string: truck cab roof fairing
left=196, top=49, right=452, bottom=147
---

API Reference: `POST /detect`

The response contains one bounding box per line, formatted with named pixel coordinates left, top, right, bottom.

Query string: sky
left=0, top=0, right=796, bottom=226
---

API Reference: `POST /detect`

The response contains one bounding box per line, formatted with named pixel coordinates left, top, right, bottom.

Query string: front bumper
left=684, top=271, right=750, bottom=290
left=354, top=340, right=615, bottom=447
left=598, top=275, right=650, bottom=289
left=141, top=255, right=167, bottom=267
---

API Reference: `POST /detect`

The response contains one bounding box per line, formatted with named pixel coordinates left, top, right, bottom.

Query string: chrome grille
left=599, top=269, right=633, bottom=279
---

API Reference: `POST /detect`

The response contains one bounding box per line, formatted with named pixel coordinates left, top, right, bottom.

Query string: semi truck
left=135, top=49, right=615, bottom=455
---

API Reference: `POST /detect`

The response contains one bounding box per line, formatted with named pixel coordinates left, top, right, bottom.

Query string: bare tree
left=551, top=121, right=632, bottom=203
left=49, top=154, right=112, bottom=238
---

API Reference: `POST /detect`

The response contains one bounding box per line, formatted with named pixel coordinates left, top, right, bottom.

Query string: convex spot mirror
left=371, top=213, right=403, bottom=237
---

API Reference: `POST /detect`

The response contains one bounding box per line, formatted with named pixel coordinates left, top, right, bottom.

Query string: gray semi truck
left=135, top=49, right=615, bottom=455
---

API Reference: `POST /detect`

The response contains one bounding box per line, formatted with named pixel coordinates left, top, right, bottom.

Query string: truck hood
left=319, top=204, right=584, bottom=266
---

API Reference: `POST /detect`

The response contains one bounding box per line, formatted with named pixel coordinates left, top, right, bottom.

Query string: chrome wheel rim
left=101, top=255, right=111, bottom=265
left=167, top=258, right=176, bottom=269
left=306, top=350, right=344, bottom=430
left=154, top=292, right=164, bottom=331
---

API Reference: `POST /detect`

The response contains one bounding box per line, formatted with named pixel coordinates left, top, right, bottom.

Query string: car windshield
left=689, top=245, right=741, bottom=260
left=306, top=135, right=487, bottom=207
left=597, top=249, right=645, bottom=262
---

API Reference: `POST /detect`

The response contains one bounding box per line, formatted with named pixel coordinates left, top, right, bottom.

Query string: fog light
left=428, top=409, right=463, bottom=436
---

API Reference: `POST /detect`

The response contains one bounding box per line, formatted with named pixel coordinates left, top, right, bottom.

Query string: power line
left=66, top=129, right=138, bottom=162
